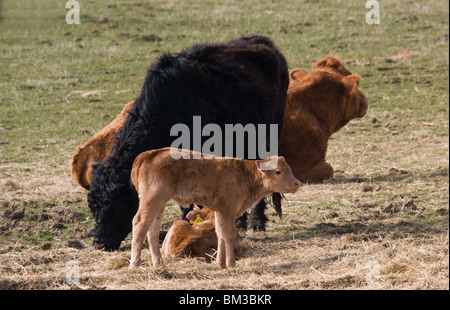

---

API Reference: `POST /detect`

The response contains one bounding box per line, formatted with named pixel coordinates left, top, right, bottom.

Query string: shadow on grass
left=245, top=210, right=448, bottom=251
left=313, top=165, right=449, bottom=185
left=303, top=216, right=448, bottom=239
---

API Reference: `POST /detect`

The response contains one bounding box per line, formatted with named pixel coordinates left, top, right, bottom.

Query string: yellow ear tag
left=189, top=214, right=204, bottom=225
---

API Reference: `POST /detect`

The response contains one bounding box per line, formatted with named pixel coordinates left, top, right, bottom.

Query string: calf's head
left=257, top=156, right=301, bottom=193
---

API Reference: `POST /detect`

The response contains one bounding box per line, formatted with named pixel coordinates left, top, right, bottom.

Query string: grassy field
left=0, top=0, right=448, bottom=290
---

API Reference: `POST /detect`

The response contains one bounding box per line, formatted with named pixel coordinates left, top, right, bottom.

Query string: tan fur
left=280, top=56, right=368, bottom=182
left=71, top=101, right=134, bottom=190
left=161, top=208, right=242, bottom=262
left=130, top=147, right=300, bottom=269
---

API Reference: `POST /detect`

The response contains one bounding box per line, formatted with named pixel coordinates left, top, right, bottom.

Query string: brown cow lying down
left=280, top=56, right=368, bottom=182
left=130, top=147, right=301, bottom=269
left=161, top=207, right=242, bottom=262
left=71, top=101, right=134, bottom=190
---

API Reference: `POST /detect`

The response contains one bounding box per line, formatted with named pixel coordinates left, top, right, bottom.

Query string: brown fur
left=130, top=147, right=300, bottom=269
left=71, top=101, right=134, bottom=190
left=312, top=55, right=353, bottom=76
left=280, top=56, right=368, bottom=182
left=161, top=208, right=242, bottom=262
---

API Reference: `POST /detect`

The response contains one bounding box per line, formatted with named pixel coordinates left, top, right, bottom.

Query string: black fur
left=180, top=204, right=203, bottom=222
left=88, top=35, right=289, bottom=251
left=271, top=192, right=283, bottom=219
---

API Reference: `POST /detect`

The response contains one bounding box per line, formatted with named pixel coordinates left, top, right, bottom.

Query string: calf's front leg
left=146, top=202, right=166, bottom=267
left=214, top=211, right=238, bottom=268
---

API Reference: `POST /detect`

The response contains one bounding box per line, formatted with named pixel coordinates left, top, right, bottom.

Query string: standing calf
left=130, top=147, right=301, bottom=269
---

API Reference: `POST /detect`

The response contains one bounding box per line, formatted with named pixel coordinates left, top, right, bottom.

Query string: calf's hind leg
left=130, top=195, right=168, bottom=268
left=146, top=201, right=167, bottom=267
left=130, top=211, right=151, bottom=268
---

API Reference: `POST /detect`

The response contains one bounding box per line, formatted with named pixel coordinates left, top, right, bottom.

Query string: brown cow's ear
left=312, top=56, right=341, bottom=70
left=341, top=74, right=360, bottom=93
left=289, top=68, right=308, bottom=81
left=312, top=56, right=328, bottom=70
left=326, top=56, right=342, bottom=69
left=89, top=161, right=102, bottom=170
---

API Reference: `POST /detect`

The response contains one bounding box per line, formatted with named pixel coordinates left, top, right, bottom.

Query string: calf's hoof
left=129, top=259, right=141, bottom=269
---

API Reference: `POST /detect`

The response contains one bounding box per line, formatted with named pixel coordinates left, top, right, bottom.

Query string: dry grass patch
left=0, top=0, right=448, bottom=290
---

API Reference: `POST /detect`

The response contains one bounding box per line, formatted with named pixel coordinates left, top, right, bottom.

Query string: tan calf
left=130, top=147, right=301, bottom=269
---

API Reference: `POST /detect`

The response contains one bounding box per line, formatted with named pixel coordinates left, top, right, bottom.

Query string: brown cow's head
left=336, top=73, right=368, bottom=130
left=314, top=56, right=367, bottom=131
left=289, top=57, right=368, bottom=133
left=257, top=156, right=301, bottom=194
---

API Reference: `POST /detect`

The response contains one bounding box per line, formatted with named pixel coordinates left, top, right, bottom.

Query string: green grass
left=1, top=1, right=448, bottom=164
left=0, top=0, right=448, bottom=290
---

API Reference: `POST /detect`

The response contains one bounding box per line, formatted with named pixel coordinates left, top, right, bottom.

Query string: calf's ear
left=341, top=74, right=360, bottom=93
left=255, top=158, right=267, bottom=168
left=289, top=68, right=308, bottom=81
left=257, top=156, right=279, bottom=171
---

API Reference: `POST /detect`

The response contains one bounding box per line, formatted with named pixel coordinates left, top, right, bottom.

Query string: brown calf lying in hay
left=280, top=56, right=368, bottom=182
left=161, top=207, right=242, bottom=262
left=130, top=147, right=301, bottom=269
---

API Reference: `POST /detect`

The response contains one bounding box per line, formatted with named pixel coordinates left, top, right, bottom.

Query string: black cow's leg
left=180, top=204, right=195, bottom=221
left=235, top=211, right=248, bottom=232
left=247, top=199, right=268, bottom=232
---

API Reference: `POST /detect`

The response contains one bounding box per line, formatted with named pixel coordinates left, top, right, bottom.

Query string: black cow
left=88, top=35, right=289, bottom=251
